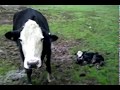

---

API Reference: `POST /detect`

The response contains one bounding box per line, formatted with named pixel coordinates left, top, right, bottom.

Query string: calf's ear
left=50, top=35, right=58, bottom=42
left=5, top=30, right=20, bottom=41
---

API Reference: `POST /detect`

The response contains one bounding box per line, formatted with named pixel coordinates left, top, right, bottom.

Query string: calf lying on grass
left=75, top=51, right=104, bottom=69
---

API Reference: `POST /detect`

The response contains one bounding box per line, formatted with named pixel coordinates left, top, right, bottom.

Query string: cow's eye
left=19, top=38, right=22, bottom=42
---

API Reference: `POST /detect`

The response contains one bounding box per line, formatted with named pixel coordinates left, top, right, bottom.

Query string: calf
left=75, top=51, right=104, bottom=67
left=4, top=8, right=58, bottom=84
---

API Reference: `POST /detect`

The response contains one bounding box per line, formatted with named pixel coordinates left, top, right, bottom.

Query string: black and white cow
left=4, top=8, right=58, bottom=84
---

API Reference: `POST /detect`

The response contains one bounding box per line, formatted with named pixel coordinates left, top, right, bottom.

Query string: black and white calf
left=75, top=51, right=104, bottom=67
left=5, top=8, right=58, bottom=84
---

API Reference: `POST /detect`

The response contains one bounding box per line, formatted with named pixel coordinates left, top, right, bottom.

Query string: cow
left=4, top=8, right=58, bottom=84
left=75, top=51, right=104, bottom=68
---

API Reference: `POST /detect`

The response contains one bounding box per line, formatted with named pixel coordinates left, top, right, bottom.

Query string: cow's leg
left=26, top=69, right=32, bottom=84
left=46, top=51, right=52, bottom=82
left=19, top=47, right=25, bottom=70
left=41, top=50, right=46, bottom=65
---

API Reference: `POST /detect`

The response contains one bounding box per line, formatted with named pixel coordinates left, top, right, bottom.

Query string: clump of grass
left=0, top=25, right=12, bottom=36
left=0, top=59, right=16, bottom=75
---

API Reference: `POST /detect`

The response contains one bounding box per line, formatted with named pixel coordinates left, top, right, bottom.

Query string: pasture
left=0, top=5, right=119, bottom=85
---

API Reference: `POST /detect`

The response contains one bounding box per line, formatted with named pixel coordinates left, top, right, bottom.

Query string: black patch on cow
left=5, top=30, right=20, bottom=41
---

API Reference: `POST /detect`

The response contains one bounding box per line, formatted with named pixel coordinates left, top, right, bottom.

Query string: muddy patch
left=0, top=5, right=27, bottom=25
left=0, top=12, right=13, bottom=25
left=0, top=70, right=27, bottom=85
left=0, top=34, right=82, bottom=85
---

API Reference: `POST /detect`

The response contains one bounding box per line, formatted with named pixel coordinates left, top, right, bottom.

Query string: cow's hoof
left=27, top=83, right=32, bottom=85
left=48, top=79, right=52, bottom=83
left=27, top=81, right=32, bottom=85
left=89, top=64, right=94, bottom=68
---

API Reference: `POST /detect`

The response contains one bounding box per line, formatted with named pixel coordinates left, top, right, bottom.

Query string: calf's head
left=75, top=51, right=84, bottom=64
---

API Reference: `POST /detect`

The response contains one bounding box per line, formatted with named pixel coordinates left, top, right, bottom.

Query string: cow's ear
left=50, top=35, right=58, bottom=42
left=5, top=31, right=20, bottom=41
left=5, top=31, right=13, bottom=40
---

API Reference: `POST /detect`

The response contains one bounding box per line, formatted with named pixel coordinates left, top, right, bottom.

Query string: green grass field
left=0, top=5, right=119, bottom=85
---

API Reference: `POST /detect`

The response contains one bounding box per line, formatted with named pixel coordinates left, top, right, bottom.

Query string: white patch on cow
left=77, top=51, right=83, bottom=58
left=19, top=19, right=44, bottom=69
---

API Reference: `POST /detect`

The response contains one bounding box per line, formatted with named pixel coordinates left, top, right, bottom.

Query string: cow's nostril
left=27, top=61, right=30, bottom=65
left=36, top=60, right=39, bottom=65
left=27, top=61, right=34, bottom=66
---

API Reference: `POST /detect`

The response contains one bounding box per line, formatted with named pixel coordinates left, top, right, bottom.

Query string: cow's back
left=13, top=8, right=50, bottom=32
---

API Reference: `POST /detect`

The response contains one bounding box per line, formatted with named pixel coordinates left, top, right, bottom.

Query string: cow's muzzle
left=27, top=60, right=39, bottom=69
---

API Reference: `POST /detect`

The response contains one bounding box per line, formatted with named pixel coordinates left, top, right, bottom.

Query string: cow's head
left=5, top=19, right=58, bottom=69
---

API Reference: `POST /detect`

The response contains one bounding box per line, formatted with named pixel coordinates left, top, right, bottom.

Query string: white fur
left=77, top=51, right=83, bottom=57
left=19, top=19, right=44, bottom=69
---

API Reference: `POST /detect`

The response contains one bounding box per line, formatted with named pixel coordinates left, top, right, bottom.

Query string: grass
left=0, top=25, right=12, bottom=36
left=0, top=5, right=119, bottom=85
left=0, top=25, right=15, bottom=75
left=0, top=59, right=16, bottom=75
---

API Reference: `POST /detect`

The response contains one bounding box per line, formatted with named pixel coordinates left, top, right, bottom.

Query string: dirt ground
left=0, top=6, right=82, bottom=85
left=0, top=36, right=80, bottom=85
